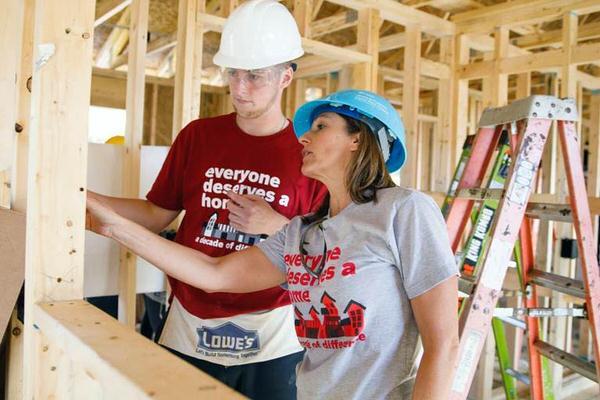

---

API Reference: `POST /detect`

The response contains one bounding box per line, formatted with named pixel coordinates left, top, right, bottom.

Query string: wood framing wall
left=2, top=0, right=600, bottom=398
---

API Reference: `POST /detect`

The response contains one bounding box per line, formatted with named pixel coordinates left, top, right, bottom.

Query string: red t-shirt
left=147, top=113, right=326, bottom=319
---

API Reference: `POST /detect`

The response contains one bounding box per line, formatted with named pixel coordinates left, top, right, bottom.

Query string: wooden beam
left=451, top=35, right=470, bottom=170
left=421, top=58, right=451, bottom=80
left=23, top=0, right=96, bottom=397
left=491, top=26, right=509, bottom=107
left=301, top=38, right=373, bottom=63
left=118, top=0, right=149, bottom=327
left=326, top=0, right=455, bottom=37
left=352, top=8, right=380, bottom=91
left=293, top=0, right=313, bottom=38
left=379, top=66, right=438, bottom=91
left=434, top=36, right=453, bottom=192
left=512, top=21, right=600, bottom=50
left=548, top=13, right=579, bottom=398
left=516, top=72, right=531, bottom=99
left=562, top=12, right=578, bottom=99
left=172, top=0, right=205, bottom=138
left=310, top=10, right=357, bottom=38
left=452, top=0, right=600, bottom=35
left=457, top=42, right=600, bottom=80
left=34, top=300, right=245, bottom=399
left=95, top=0, right=132, bottom=28
left=379, top=32, right=406, bottom=52
left=400, top=25, right=421, bottom=188
left=0, top=0, right=24, bottom=208
left=11, top=0, right=34, bottom=214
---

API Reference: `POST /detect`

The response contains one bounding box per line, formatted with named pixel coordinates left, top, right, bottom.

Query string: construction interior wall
left=2, top=0, right=600, bottom=398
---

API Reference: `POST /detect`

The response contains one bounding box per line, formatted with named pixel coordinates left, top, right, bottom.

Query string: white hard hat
left=213, top=0, right=304, bottom=70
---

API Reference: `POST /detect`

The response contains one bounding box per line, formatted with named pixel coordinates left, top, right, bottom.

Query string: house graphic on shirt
left=202, top=212, right=267, bottom=245
left=294, top=291, right=366, bottom=339
left=320, top=292, right=344, bottom=338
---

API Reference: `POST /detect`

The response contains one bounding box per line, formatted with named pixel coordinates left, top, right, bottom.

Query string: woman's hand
left=86, top=193, right=124, bottom=238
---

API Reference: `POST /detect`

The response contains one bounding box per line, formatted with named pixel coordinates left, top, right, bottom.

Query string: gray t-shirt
left=257, top=187, right=457, bottom=399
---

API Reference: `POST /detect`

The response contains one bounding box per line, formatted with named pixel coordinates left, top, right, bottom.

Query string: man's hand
left=226, top=191, right=289, bottom=235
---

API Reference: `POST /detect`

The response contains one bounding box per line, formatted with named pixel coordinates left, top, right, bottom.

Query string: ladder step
left=505, top=368, right=531, bottom=385
left=454, top=189, right=574, bottom=223
left=525, top=202, right=573, bottom=222
left=495, top=315, right=526, bottom=330
left=529, top=270, right=586, bottom=299
left=455, top=188, right=503, bottom=201
left=458, top=275, right=476, bottom=295
left=534, top=340, right=598, bottom=382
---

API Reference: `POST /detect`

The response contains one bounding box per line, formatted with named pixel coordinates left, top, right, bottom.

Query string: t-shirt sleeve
left=256, top=220, right=290, bottom=276
left=146, top=122, right=194, bottom=210
left=391, top=192, right=458, bottom=299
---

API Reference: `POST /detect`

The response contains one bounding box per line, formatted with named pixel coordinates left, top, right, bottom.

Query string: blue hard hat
left=293, top=90, right=407, bottom=172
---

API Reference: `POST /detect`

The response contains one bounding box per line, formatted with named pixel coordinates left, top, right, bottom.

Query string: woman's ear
left=349, top=133, right=360, bottom=151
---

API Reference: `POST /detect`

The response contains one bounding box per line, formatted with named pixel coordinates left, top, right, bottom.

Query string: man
left=87, top=0, right=325, bottom=398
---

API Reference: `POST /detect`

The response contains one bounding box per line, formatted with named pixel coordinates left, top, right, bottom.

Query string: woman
left=87, top=89, right=459, bottom=399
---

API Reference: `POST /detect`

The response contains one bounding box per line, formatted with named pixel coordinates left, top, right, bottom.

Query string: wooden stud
left=491, top=26, right=509, bottom=107
left=0, top=0, right=24, bottom=209
left=561, top=12, right=579, bottom=99
left=352, top=8, right=380, bottom=91
left=293, top=0, right=313, bottom=38
left=548, top=13, right=579, bottom=397
left=118, top=0, right=149, bottom=328
left=22, top=0, right=96, bottom=397
left=434, top=36, right=453, bottom=193
left=451, top=34, right=470, bottom=172
left=172, top=0, right=204, bottom=139
left=150, top=83, right=159, bottom=146
left=400, top=25, right=421, bottom=189
left=516, top=72, right=531, bottom=100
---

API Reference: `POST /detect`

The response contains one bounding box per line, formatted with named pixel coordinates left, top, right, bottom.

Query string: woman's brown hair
left=303, top=114, right=396, bottom=224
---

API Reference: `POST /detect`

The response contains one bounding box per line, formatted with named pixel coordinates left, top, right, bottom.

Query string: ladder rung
left=534, top=340, right=598, bottom=382
left=495, top=307, right=585, bottom=318
left=495, top=315, right=526, bottom=330
left=505, top=368, right=531, bottom=385
left=529, top=270, right=586, bottom=299
left=459, top=276, right=476, bottom=295
left=454, top=188, right=575, bottom=223
left=455, top=188, right=503, bottom=201
left=525, top=202, right=573, bottom=222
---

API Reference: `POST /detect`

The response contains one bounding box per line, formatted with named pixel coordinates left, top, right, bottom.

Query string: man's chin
left=235, top=106, right=267, bottom=119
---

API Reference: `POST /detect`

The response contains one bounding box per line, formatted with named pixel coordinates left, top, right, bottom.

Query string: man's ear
left=280, top=67, right=294, bottom=89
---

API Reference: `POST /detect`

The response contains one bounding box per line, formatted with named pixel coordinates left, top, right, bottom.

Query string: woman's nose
left=298, top=134, right=310, bottom=145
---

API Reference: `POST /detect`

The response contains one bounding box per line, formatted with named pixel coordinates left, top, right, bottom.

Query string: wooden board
left=34, top=300, right=245, bottom=399
left=0, top=209, right=25, bottom=338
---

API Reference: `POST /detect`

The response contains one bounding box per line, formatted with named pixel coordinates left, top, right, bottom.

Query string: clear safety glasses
left=223, top=66, right=282, bottom=89
left=299, top=218, right=328, bottom=279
